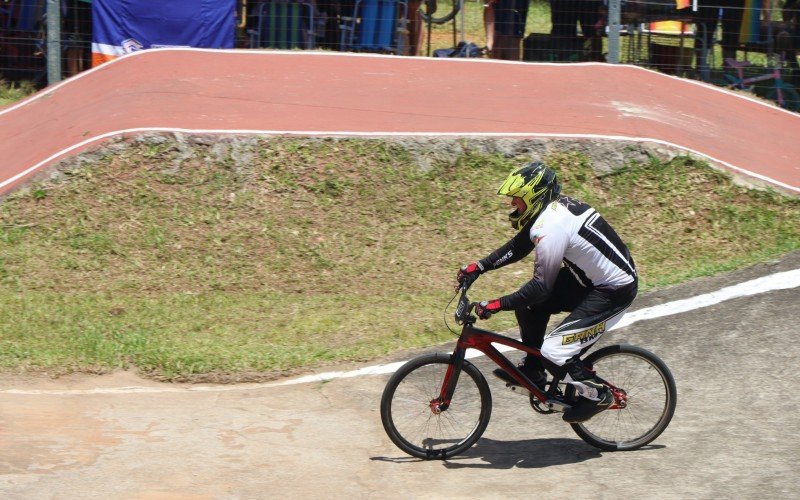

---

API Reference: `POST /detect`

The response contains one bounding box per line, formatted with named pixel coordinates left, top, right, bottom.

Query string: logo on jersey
left=494, top=250, right=514, bottom=267
left=562, top=321, right=607, bottom=345
left=559, top=196, right=591, bottom=216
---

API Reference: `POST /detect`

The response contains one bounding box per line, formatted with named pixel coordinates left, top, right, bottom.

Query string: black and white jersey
left=535, top=195, right=636, bottom=289
left=482, top=195, right=636, bottom=311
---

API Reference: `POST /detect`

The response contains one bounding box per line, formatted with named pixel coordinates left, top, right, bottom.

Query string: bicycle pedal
left=530, top=394, right=569, bottom=414
left=544, top=398, right=571, bottom=412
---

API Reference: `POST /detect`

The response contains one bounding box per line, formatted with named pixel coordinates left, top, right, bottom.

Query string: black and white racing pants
left=516, top=267, right=637, bottom=399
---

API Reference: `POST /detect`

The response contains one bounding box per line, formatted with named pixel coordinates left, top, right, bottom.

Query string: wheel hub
left=611, top=388, right=628, bottom=409
left=429, top=398, right=446, bottom=414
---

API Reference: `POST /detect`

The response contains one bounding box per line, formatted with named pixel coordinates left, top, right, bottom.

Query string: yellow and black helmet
left=497, top=162, right=561, bottom=230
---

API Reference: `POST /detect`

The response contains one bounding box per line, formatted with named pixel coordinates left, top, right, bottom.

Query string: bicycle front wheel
left=570, top=344, right=677, bottom=451
left=380, top=353, right=492, bottom=460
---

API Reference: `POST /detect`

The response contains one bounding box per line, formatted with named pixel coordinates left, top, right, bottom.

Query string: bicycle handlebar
left=454, top=282, right=477, bottom=326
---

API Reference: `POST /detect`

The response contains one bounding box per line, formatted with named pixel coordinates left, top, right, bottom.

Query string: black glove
left=474, top=299, right=501, bottom=320
left=456, top=262, right=484, bottom=291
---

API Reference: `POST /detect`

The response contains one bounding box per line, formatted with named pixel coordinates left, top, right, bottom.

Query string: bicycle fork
left=431, top=344, right=468, bottom=413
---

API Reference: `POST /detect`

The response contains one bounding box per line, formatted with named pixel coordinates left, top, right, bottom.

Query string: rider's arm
left=478, top=220, right=536, bottom=271
left=497, top=224, right=569, bottom=310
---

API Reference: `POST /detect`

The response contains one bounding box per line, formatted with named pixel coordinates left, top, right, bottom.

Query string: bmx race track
left=0, top=50, right=799, bottom=498
left=0, top=49, right=798, bottom=194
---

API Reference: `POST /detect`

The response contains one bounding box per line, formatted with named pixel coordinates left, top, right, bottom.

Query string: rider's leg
left=493, top=268, right=587, bottom=387
left=494, top=306, right=549, bottom=386
left=540, top=283, right=636, bottom=422
left=516, top=307, right=548, bottom=362
left=522, top=267, right=588, bottom=367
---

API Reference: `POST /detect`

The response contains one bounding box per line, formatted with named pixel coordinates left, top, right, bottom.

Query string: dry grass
left=0, top=136, right=797, bottom=380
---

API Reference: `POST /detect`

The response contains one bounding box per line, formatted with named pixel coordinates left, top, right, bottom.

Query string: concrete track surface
left=1, top=251, right=799, bottom=499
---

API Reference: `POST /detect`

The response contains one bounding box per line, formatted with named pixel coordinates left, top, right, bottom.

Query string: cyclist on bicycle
left=456, top=162, right=638, bottom=423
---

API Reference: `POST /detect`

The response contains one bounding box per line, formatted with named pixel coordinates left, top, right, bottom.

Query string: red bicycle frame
left=434, top=286, right=627, bottom=412
left=436, top=324, right=549, bottom=410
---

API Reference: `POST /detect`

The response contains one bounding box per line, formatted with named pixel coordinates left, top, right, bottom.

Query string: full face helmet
left=497, top=162, right=561, bottom=230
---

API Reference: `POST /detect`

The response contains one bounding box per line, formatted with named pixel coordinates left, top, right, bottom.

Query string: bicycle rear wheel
left=380, top=353, right=492, bottom=460
left=766, top=84, right=800, bottom=112
left=570, top=344, right=677, bottom=451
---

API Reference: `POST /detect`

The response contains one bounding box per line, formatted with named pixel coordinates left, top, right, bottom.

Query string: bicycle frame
left=434, top=285, right=551, bottom=411
left=444, top=323, right=549, bottom=406
left=723, top=57, right=787, bottom=105
left=433, top=285, right=626, bottom=414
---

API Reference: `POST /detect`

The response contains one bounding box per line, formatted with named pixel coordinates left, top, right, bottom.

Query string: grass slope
left=0, top=136, right=797, bottom=381
left=0, top=80, right=35, bottom=107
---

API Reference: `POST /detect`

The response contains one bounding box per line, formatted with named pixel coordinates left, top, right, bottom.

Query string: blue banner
left=92, top=0, right=235, bottom=65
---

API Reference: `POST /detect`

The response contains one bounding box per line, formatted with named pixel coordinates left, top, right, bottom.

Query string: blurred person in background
left=485, top=0, right=529, bottom=60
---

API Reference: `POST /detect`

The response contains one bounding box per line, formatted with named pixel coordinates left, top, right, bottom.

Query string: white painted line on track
left=2, top=268, right=799, bottom=396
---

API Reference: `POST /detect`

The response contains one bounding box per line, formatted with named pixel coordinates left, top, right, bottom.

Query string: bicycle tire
left=380, top=353, right=492, bottom=460
left=766, top=84, right=800, bottom=112
left=569, top=344, right=677, bottom=451
left=419, top=0, right=462, bottom=25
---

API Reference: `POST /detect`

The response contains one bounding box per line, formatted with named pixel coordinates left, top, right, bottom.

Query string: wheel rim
left=389, top=362, right=484, bottom=455
left=576, top=352, right=671, bottom=448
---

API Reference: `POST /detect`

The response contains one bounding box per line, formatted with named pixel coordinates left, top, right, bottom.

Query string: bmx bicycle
left=380, top=279, right=677, bottom=460
left=718, top=55, right=800, bottom=112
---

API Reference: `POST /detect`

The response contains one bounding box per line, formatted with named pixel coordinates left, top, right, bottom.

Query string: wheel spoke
left=572, top=346, right=676, bottom=450
left=381, top=354, right=491, bottom=459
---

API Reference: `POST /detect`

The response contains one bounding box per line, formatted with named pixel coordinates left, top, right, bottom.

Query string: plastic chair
left=340, top=0, right=408, bottom=53
left=248, top=0, right=317, bottom=50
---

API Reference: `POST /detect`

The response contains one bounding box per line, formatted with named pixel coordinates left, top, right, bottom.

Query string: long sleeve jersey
left=478, top=195, right=637, bottom=311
